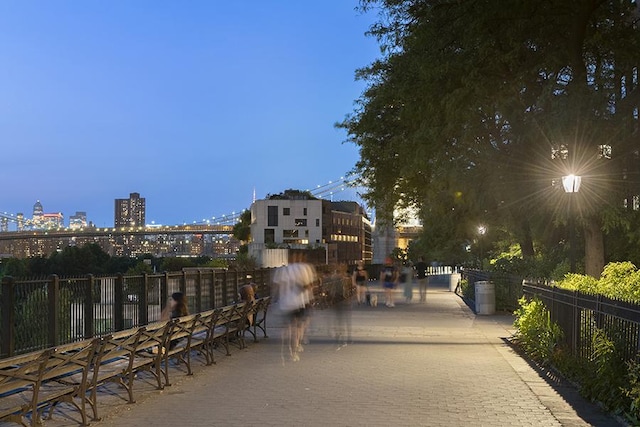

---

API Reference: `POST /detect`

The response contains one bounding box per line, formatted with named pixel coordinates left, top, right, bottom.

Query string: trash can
left=449, top=273, right=461, bottom=292
left=474, top=281, right=495, bottom=315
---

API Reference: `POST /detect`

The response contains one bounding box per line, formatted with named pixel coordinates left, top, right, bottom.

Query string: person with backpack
left=380, top=257, right=399, bottom=307
left=415, top=257, right=429, bottom=302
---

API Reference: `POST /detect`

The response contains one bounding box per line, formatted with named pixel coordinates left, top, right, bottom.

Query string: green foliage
left=624, top=360, right=640, bottom=423
left=513, top=297, right=562, bottom=364
left=344, top=0, right=640, bottom=280
left=458, top=279, right=474, bottom=301
left=556, top=262, right=640, bottom=302
left=232, top=210, right=251, bottom=242
left=514, top=294, right=634, bottom=418
left=15, top=287, right=72, bottom=352
left=577, top=328, right=627, bottom=411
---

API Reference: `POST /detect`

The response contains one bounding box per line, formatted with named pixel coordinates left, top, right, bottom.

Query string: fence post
left=572, top=290, right=579, bottom=357
left=48, top=275, right=60, bottom=348
left=139, top=273, right=149, bottom=326
left=161, top=272, right=169, bottom=309
left=1, top=276, right=16, bottom=357
left=84, top=274, right=94, bottom=339
left=222, top=270, right=228, bottom=306
left=210, top=270, right=216, bottom=309
left=180, top=271, right=187, bottom=296
left=195, top=270, right=203, bottom=313
left=234, top=269, right=240, bottom=302
left=114, top=274, right=125, bottom=331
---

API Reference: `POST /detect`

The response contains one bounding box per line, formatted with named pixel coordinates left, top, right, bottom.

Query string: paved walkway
left=38, top=283, right=621, bottom=427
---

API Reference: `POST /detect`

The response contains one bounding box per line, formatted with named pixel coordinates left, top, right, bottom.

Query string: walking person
left=415, top=257, right=429, bottom=303
left=352, top=261, right=369, bottom=305
left=273, top=264, right=306, bottom=362
left=401, top=261, right=415, bottom=303
left=380, top=257, right=398, bottom=308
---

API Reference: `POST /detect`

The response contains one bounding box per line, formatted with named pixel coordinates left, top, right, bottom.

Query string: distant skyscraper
left=69, top=211, right=88, bottom=230
left=115, top=193, right=146, bottom=228
left=32, top=201, right=43, bottom=227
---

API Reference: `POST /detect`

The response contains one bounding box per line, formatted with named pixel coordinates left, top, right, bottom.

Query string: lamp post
left=477, top=225, right=487, bottom=269
left=562, top=174, right=582, bottom=273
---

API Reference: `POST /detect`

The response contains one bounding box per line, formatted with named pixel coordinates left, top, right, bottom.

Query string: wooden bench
left=0, top=349, right=53, bottom=426
left=86, top=321, right=169, bottom=420
left=161, top=314, right=199, bottom=386
left=0, top=299, right=271, bottom=425
left=244, top=296, right=271, bottom=342
left=0, top=338, right=99, bottom=427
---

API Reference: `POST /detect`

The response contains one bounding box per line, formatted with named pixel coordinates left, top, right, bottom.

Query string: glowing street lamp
left=562, top=174, right=582, bottom=193
left=562, top=174, right=581, bottom=272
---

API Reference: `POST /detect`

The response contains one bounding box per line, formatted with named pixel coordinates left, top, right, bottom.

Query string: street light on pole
left=562, top=174, right=582, bottom=273
left=477, top=225, right=487, bottom=269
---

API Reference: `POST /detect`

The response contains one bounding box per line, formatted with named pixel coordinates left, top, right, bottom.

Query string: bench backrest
left=42, top=339, right=100, bottom=384
left=138, top=321, right=172, bottom=353
left=167, top=314, right=200, bottom=343
left=191, top=310, right=216, bottom=337
left=0, top=349, right=52, bottom=396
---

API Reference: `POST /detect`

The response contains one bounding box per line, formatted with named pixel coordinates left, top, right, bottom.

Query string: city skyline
left=0, top=2, right=379, bottom=227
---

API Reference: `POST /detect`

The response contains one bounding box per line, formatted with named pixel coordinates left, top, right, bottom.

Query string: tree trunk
left=583, top=216, right=605, bottom=277
left=518, top=219, right=535, bottom=259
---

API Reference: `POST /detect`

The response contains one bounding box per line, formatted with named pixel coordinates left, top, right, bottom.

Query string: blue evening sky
left=0, top=1, right=379, bottom=227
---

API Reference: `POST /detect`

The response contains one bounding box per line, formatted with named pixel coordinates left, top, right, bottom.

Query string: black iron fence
left=462, top=269, right=523, bottom=311
left=523, top=282, right=640, bottom=361
left=1, top=269, right=275, bottom=358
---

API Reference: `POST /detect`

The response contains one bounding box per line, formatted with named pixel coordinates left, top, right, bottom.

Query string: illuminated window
left=551, top=145, right=568, bottom=160
left=597, top=144, right=612, bottom=159
left=283, top=230, right=299, bottom=239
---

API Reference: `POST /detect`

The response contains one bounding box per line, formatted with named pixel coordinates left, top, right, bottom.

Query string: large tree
left=341, top=0, right=640, bottom=276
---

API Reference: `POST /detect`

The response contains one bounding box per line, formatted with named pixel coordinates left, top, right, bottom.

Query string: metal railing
left=523, top=282, right=640, bottom=361
left=462, top=269, right=523, bottom=311
left=1, top=269, right=275, bottom=358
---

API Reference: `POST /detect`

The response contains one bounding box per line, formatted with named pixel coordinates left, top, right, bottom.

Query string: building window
left=597, top=144, right=612, bottom=159
left=551, top=144, right=568, bottom=160
left=283, top=208, right=291, bottom=216
left=315, top=218, right=320, bottom=227
left=267, top=206, right=278, bottom=227
left=303, top=208, right=308, bottom=216
left=264, top=229, right=275, bottom=244
left=283, top=229, right=299, bottom=239
left=295, top=218, right=307, bottom=227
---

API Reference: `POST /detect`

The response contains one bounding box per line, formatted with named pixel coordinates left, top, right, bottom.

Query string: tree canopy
left=341, top=0, right=640, bottom=276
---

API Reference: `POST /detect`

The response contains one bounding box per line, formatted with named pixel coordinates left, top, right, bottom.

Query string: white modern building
left=250, top=198, right=324, bottom=247
left=249, top=190, right=372, bottom=267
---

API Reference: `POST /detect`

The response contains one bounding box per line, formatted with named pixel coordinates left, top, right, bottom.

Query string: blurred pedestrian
left=401, top=261, right=415, bottom=303
left=352, top=261, right=369, bottom=305
left=161, top=292, right=189, bottom=321
left=415, top=257, right=429, bottom=303
left=273, top=259, right=317, bottom=362
left=380, top=257, right=398, bottom=308
left=239, top=275, right=256, bottom=325
left=330, top=265, right=352, bottom=347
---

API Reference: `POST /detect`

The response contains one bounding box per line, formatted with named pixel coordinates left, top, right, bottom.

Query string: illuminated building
left=69, top=211, right=88, bottom=230
left=250, top=190, right=372, bottom=265
left=32, top=201, right=43, bottom=227
left=115, top=193, right=146, bottom=228
left=41, top=213, right=64, bottom=229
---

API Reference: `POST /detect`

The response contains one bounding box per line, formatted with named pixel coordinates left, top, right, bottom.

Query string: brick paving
left=32, top=282, right=622, bottom=427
